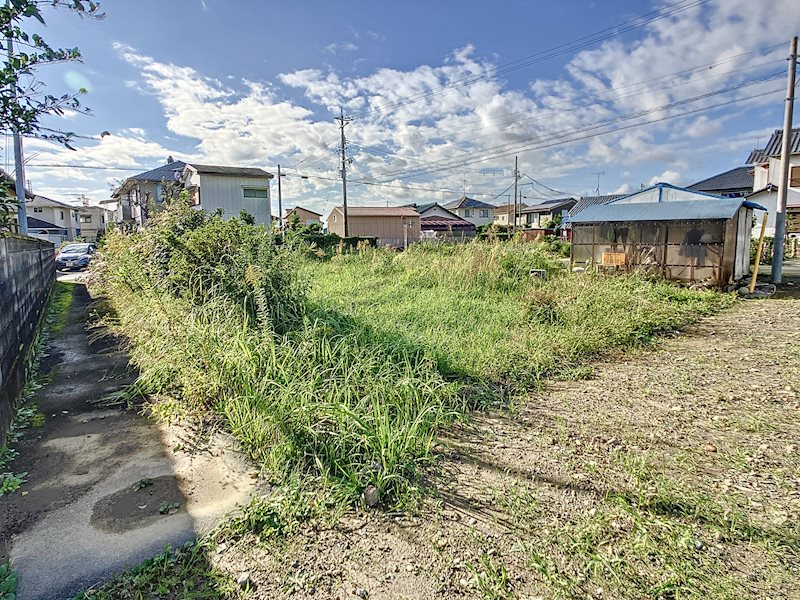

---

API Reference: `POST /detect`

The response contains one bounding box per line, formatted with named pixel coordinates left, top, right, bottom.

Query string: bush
left=95, top=201, right=459, bottom=507
left=751, top=236, right=773, bottom=266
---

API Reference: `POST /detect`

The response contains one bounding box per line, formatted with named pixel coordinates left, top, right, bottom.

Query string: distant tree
left=287, top=211, right=302, bottom=230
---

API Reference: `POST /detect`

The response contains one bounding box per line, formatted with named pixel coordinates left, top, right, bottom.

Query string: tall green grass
left=308, top=243, right=731, bottom=386
left=96, top=204, right=731, bottom=509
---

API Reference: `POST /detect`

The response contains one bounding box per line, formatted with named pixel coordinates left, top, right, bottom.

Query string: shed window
left=243, top=188, right=268, bottom=199
left=791, top=166, right=800, bottom=188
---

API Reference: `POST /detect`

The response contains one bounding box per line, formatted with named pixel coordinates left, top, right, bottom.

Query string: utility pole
left=771, top=35, right=797, bottom=284
left=591, top=171, right=605, bottom=196
left=512, top=156, right=519, bottom=232
left=277, top=164, right=283, bottom=238
left=6, top=1, right=27, bottom=235
left=336, top=107, right=352, bottom=237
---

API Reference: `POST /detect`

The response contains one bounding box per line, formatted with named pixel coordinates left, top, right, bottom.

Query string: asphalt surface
left=0, top=277, right=256, bottom=600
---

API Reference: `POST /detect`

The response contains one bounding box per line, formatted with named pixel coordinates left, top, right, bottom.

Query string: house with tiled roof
left=443, top=196, right=496, bottom=227
left=403, top=202, right=475, bottom=240
left=520, top=198, right=576, bottom=228
left=113, top=158, right=274, bottom=226
left=688, top=166, right=753, bottom=198
left=569, top=194, right=626, bottom=218
left=744, top=128, right=800, bottom=236
left=285, top=206, right=322, bottom=227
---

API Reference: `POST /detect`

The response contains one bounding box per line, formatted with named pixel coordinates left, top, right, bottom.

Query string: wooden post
left=750, top=212, right=769, bottom=293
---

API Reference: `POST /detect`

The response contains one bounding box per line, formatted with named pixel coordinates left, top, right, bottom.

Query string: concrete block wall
left=0, top=234, right=54, bottom=446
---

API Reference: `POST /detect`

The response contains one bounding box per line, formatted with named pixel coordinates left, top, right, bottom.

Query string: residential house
left=409, top=202, right=476, bottom=240
left=493, top=202, right=528, bottom=226
left=112, top=159, right=275, bottom=226
left=75, top=204, right=109, bottom=242
left=24, top=195, right=79, bottom=244
left=519, top=198, right=576, bottom=228
left=326, top=206, right=420, bottom=248
left=568, top=183, right=764, bottom=287
left=443, top=197, right=495, bottom=227
left=99, top=198, right=128, bottom=225
left=745, top=128, right=800, bottom=236
left=687, top=166, right=753, bottom=198
left=112, top=158, right=186, bottom=225
left=182, top=164, right=273, bottom=225
left=285, top=206, right=322, bottom=227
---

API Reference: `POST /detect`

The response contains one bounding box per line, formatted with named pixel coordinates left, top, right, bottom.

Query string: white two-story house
left=26, top=195, right=80, bottom=244
left=112, top=159, right=274, bottom=226
left=443, top=196, right=496, bottom=227
left=182, top=164, right=273, bottom=225
left=746, top=128, right=800, bottom=237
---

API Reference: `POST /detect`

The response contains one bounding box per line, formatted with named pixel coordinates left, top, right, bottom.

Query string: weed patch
left=0, top=281, right=73, bottom=497
left=71, top=542, right=235, bottom=600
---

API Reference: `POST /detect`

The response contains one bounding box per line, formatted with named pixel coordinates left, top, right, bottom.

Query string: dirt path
left=0, top=281, right=257, bottom=600
left=218, top=297, right=800, bottom=599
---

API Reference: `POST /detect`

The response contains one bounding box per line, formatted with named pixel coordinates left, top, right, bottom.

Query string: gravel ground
left=214, top=297, right=800, bottom=599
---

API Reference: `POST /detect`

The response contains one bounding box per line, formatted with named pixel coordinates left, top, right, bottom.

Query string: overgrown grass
left=96, top=203, right=731, bottom=514
left=307, top=243, right=732, bottom=387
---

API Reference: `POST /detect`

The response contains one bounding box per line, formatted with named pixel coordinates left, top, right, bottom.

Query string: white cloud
left=324, top=42, right=359, bottom=55
left=33, top=0, right=800, bottom=209
left=648, top=170, right=683, bottom=186
left=612, top=183, right=634, bottom=195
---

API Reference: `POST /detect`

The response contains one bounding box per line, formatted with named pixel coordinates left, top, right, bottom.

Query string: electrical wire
left=352, top=0, right=712, bottom=119
left=371, top=71, right=785, bottom=181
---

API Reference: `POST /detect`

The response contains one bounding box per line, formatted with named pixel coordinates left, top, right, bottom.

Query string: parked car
left=55, top=243, right=97, bottom=271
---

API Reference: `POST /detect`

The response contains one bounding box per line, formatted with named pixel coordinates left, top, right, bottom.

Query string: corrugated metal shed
left=188, top=164, right=273, bottom=178
left=569, top=194, right=625, bottom=216
left=570, top=199, right=761, bottom=223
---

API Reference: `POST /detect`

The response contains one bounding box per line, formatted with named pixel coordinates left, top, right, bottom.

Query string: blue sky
left=11, top=0, right=800, bottom=215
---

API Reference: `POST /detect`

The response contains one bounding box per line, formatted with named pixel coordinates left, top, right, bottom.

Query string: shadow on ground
left=0, top=281, right=256, bottom=600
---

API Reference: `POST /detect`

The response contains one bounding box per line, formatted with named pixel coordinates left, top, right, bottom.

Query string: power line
left=405, top=54, right=785, bottom=142
left=372, top=71, right=785, bottom=181
left=352, top=0, right=712, bottom=119
left=339, top=58, right=786, bottom=183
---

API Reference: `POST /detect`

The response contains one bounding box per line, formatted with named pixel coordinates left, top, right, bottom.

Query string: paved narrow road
left=0, top=280, right=256, bottom=600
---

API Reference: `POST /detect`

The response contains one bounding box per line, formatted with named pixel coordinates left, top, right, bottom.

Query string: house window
left=80, top=215, right=92, bottom=223
left=791, top=166, right=800, bottom=188
left=243, top=188, right=268, bottom=199
left=479, top=209, right=489, bottom=218
left=464, top=209, right=473, bottom=218
left=333, top=214, right=337, bottom=223
left=33, top=207, right=43, bottom=213
left=59, top=210, right=64, bottom=220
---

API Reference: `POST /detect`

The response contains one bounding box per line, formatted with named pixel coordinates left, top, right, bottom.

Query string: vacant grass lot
left=307, top=243, right=731, bottom=387
left=91, top=206, right=753, bottom=598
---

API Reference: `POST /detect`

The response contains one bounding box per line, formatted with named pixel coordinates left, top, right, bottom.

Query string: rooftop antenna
left=591, top=171, right=605, bottom=195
